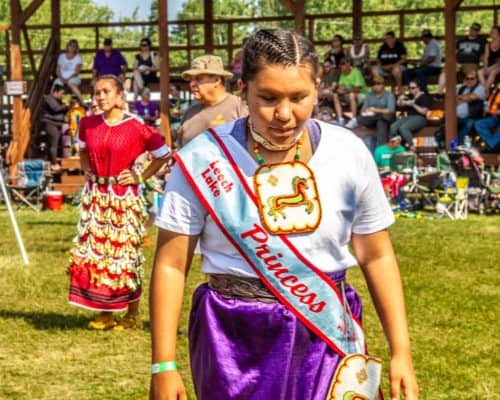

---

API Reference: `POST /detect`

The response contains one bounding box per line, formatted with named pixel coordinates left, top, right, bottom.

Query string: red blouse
left=78, top=114, right=169, bottom=177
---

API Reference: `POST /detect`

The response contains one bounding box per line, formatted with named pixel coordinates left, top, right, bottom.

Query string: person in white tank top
left=348, top=32, right=371, bottom=78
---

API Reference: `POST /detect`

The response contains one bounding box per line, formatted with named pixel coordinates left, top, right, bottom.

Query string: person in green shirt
left=374, top=134, right=406, bottom=169
left=333, top=58, right=368, bottom=125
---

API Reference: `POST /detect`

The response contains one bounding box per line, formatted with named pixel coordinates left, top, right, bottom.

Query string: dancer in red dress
left=69, top=75, right=170, bottom=330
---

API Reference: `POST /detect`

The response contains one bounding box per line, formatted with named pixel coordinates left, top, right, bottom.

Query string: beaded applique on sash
left=253, top=161, right=322, bottom=235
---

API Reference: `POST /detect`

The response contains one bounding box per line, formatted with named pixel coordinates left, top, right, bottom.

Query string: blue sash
left=175, top=125, right=365, bottom=357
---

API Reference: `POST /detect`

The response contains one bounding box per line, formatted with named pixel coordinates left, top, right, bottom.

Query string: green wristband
left=151, top=361, right=178, bottom=374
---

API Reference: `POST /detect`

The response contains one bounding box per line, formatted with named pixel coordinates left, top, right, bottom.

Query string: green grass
left=0, top=205, right=498, bottom=399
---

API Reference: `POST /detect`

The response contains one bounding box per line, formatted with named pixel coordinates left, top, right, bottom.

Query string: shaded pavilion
left=2, top=0, right=499, bottom=171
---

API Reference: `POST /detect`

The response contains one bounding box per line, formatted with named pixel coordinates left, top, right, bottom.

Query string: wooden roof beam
left=453, top=0, right=463, bottom=11
left=19, top=0, right=45, bottom=25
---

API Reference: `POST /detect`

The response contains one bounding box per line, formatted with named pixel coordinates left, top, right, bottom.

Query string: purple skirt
left=189, top=273, right=362, bottom=400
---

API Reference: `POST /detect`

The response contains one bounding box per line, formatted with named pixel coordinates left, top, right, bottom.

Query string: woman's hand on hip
left=117, top=169, right=139, bottom=186
left=150, top=371, right=187, bottom=400
left=390, top=353, right=419, bottom=400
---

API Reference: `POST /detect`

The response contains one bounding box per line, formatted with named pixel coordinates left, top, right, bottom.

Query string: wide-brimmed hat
left=181, top=55, right=233, bottom=80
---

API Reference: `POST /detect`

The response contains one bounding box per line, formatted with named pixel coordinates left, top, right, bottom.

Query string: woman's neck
left=104, top=108, right=124, bottom=123
left=247, top=126, right=312, bottom=165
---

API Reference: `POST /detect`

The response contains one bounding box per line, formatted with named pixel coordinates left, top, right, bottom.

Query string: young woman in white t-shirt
left=150, top=29, right=419, bottom=400
left=54, top=39, right=83, bottom=102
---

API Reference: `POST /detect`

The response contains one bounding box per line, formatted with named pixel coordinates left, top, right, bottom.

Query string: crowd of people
left=41, top=22, right=500, bottom=174
left=316, top=24, right=499, bottom=153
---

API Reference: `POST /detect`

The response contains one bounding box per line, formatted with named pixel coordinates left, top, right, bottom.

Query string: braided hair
left=241, top=29, right=319, bottom=85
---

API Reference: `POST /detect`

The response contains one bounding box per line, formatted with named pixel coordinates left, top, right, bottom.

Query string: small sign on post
left=5, top=80, right=27, bottom=96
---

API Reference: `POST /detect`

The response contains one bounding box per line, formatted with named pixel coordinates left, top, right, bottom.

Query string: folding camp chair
left=390, top=151, right=431, bottom=197
left=6, top=159, right=52, bottom=211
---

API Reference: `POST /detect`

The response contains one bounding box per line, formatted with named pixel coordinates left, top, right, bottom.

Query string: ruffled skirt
left=68, top=182, right=147, bottom=311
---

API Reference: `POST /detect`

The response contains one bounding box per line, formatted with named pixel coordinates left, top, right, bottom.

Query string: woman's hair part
left=241, top=29, right=319, bottom=85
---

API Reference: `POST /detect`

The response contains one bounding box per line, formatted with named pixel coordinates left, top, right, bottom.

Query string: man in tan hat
left=178, top=55, right=248, bottom=146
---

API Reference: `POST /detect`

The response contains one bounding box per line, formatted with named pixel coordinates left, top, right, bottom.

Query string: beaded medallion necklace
left=247, top=118, right=303, bottom=164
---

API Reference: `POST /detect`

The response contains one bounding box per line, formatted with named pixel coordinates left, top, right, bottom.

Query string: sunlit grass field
left=0, top=205, right=498, bottom=399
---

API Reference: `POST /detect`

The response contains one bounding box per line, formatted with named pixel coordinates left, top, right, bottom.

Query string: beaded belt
left=88, top=175, right=119, bottom=185
left=207, top=273, right=344, bottom=304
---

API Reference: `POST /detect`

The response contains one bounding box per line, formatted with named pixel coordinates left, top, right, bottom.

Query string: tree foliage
left=169, top=0, right=498, bottom=70
left=0, top=0, right=498, bottom=77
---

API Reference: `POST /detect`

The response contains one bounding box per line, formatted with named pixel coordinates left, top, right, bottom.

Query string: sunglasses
left=374, top=82, right=384, bottom=85
left=140, top=43, right=149, bottom=47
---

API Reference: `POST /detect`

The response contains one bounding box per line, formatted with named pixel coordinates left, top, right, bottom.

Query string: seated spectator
left=40, top=84, right=68, bottom=171
left=377, top=135, right=409, bottom=202
left=474, top=87, right=500, bottom=150
left=372, top=31, right=407, bottom=92
left=324, top=34, right=346, bottom=72
left=132, top=38, right=159, bottom=98
left=226, top=44, right=245, bottom=93
left=478, top=26, right=500, bottom=96
left=348, top=32, right=371, bottom=79
left=332, top=59, right=368, bottom=127
left=92, top=38, right=127, bottom=85
left=456, top=69, right=487, bottom=145
left=318, top=60, right=339, bottom=107
left=179, top=55, right=248, bottom=147
left=54, top=39, right=83, bottom=103
left=88, top=96, right=102, bottom=116
left=438, top=22, right=486, bottom=93
left=352, top=76, right=396, bottom=148
left=404, top=29, right=442, bottom=92
left=374, top=134, right=406, bottom=169
left=168, top=84, right=183, bottom=132
left=132, top=87, right=159, bottom=126
left=390, top=79, right=432, bottom=150
left=67, top=96, right=86, bottom=155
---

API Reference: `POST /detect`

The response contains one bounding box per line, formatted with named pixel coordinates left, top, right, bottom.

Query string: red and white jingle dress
left=69, top=114, right=170, bottom=311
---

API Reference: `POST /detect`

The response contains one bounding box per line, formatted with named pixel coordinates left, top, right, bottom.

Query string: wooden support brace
left=19, top=0, right=45, bottom=26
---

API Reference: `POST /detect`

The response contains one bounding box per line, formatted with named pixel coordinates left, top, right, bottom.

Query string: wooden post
left=294, top=0, right=306, bottom=35
left=444, top=1, right=458, bottom=149
left=6, top=0, right=23, bottom=169
left=51, top=0, right=61, bottom=54
left=352, top=0, right=362, bottom=37
left=204, top=0, right=214, bottom=54
left=158, top=0, right=172, bottom=146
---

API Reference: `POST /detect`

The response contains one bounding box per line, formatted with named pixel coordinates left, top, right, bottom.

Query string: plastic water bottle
left=450, top=139, right=457, bottom=150
left=464, top=136, right=472, bottom=148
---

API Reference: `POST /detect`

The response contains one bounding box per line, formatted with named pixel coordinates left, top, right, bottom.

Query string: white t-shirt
left=57, top=53, right=82, bottom=79
left=156, top=120, right=394, bottom=277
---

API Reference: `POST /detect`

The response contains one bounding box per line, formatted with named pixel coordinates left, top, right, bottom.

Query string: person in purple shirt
left=92, top=38, right=127, bottom=85
left=132, top=87, right=159, bottom=126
